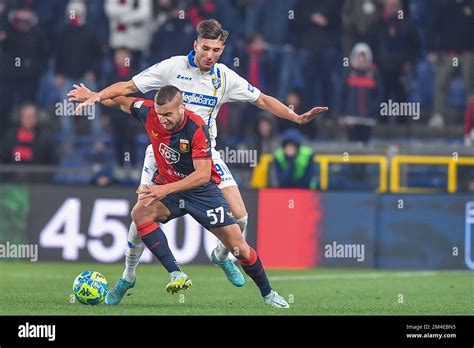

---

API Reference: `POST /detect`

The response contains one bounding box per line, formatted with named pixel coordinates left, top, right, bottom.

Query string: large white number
left=39, top=198, right=85, bottom=260
left=207, top=209, right=217, bottom=225
left=216, top=206, right=224, bottom=223
left=206, top=206, right=224, bottom=225
left=87, top=199, right=129, bottom=262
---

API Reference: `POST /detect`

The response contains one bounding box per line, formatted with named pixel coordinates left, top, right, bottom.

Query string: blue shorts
left=159, top=182, right=237, bottom=229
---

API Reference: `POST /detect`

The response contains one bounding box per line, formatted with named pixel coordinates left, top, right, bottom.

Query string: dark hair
left=154, top=85, right=182, bottom=106
left=196, top=19, right=229, bottom=43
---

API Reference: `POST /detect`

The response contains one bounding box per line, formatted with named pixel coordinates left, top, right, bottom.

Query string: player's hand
left=67, top=83, right=94, bottom=103
left=139, top=185, right=170, bottom=207
left=296, top=106, right=329, bottom=124
left=73, top=91, right=101, bottom=115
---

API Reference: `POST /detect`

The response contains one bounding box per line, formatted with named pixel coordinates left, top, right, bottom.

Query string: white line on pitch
left=266, top=270, right=471, bottom=281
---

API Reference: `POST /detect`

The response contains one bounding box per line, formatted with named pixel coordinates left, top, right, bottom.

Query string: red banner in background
left=257, top=189, right=322, bottom=269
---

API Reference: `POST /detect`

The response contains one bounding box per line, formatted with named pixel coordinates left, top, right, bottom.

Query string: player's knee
left=232, top=242, right=250, bottom=260
left=224, top=231, right=249, bottom=260
left=154, top=205, right=170, bottom=222
left=131, top=203, right=153, bottom=224
left=236, top=213, right=248, bottom=233
left=130, top=204, right=141, bottom=223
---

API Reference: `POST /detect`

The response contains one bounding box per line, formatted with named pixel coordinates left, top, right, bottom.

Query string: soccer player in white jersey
left=69, top=19, right=327, bottom=304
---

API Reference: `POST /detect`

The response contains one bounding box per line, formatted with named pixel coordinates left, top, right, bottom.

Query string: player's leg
left=105, top=220, right=144, bottom=305
left=211, top=151, right=248, bottom=272
left=120, top=145, right=156, bottom=283
left=106, top=146, right=156, bottom=305
left=186, top=182, right=287, bottom=307
left=210, top=185, right=247, bottom=286
left=209, top=223, right=288, bottom=309
left=131, top=194, right=192, bottom=294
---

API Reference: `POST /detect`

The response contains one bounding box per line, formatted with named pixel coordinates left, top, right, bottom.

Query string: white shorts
left=139, top=145, right=237, bottom=189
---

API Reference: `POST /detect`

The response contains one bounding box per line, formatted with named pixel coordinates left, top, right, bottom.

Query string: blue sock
left=137, top=221, right=180, bottom=273
left=240, top=247, right=272, bottom=297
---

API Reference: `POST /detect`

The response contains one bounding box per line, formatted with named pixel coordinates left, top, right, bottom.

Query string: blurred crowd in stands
left=0, top=0, right=473, bottom=187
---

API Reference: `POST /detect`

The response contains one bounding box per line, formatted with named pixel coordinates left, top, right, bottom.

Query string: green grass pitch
left=0, top=261, right=472, bottom=315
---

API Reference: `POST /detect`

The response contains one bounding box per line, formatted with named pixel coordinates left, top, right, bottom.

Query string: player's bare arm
left=252, top=93, right=329, bottom=125
left=67, top=83, right=135, bottom=115
left=140, top=158, right=212, bottom=207
left=68, top=79, right=139, bottom=114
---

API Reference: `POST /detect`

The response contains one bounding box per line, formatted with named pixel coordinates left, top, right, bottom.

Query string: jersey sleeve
left=191, top=125, right=212, bottom=160
left=221, top=67, right=262, bottom=103
left=131, top=57, right=174, bottom=93
left=129, top=98, right=154, bottom=124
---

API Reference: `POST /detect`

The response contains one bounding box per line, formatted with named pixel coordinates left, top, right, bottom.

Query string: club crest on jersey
left=159, top=143, right=180, bottom=164
left=179, top=139, right=189, bottom=152
left=212, top=75, right=221, bottom=89
left=211, top=67, right=222, bottom=89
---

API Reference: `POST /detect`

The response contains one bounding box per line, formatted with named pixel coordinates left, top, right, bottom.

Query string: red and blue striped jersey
left=130, top=98, right=221, bottom=186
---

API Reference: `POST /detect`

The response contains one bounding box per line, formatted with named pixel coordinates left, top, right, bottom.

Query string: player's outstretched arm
left=68, top=80, right=139, bottom=115
left=68, top=83, right=135, bottom=115
left=140, top=159, right=212, bottom=207
left=252, top=93, right=328, bottom=125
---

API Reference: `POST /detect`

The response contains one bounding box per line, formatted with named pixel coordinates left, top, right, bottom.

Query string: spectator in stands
left=0, top=0, right=8, bottom=28
left=277, top=89, right=318, bottom=140
left=271, top=128, right=318, bottom=190
left=19, top=0, right=68, bottom=48
left=186, top=0, right=217, bottom=27
left=91, top=164, right=115, bottom=186
left=55, top=0, right=103, bottom=138
left=243, top=0, right=295, bottom=46
left=152, top=0, right=175, bottom=32
left=427, top=0, right=474, bottom=128
left=243, top=33, right=271, bottom=93
left=248, top=112, right=277, bottom=189
left=83, top=0, right=109, bottom=46
left=342, top=0, right=383, bottom=56
left=103, top=48, right=138, bottom=167
left=229, top=33, right=274, bottom=139
left=254, top=112, right=277, bottom=158
left=291, top=0, right=344, bottom=109
left=148, top=6, right=195, bottom=64
left=104, top=0, right=153, bottom=68
left=0, top=4, right=48, bottom=139
left=336, top=42, right=383, bottom=143
left=0, top=103, right=57, bottom=182
left=368, top=0, right=420, bottom=124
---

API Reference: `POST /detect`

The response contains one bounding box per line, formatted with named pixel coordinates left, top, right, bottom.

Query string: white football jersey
left=132, top=50, right=261, bottom=148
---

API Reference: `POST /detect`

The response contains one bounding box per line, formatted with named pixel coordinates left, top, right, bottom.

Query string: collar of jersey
left=187, top=50, right=216, bottom=75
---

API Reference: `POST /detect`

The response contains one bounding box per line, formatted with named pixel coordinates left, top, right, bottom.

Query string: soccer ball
left=72, top=271, right=108, bottom=305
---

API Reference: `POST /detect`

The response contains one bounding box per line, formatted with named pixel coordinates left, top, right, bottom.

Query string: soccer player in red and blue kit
left=97, top=85, right=289, bottom=308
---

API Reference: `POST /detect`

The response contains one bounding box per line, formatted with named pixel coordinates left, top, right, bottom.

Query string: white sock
left=215, top=214, right=248, bottom=260
left=122, top=222, right=145, bottom=282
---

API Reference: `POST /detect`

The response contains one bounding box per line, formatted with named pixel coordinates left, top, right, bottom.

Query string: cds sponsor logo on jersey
left=159, top=142, right=180, bottom=164
left=182, top=91, right=217, bottom=108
